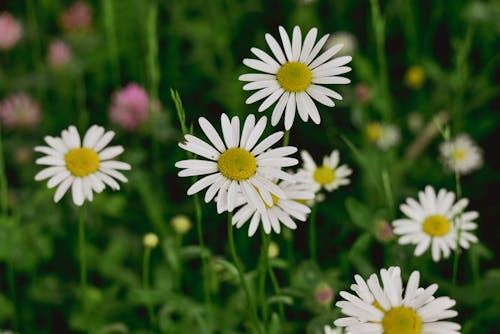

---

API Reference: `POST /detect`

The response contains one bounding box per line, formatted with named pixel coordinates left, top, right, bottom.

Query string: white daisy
left=239, top=26, right=352, bottom=130
left=175, top=113, right=298, bottom=214
left=324, top=325, right=342, bottom=334
left=366, top=122, right=400, bottom=151
left=392, top=185, right=478, bottom=262
left=439, top=133, right=483, bottom=175
left=231, top=176, right=314, bottom=236
left=34, top=125, right=131, bottom=206
left=334, top=266, right=461, bottom=334
left=300, top=150, right=352, bottom=192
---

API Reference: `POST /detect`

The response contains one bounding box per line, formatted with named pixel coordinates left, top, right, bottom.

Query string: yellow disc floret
left=313, top=166, right=335, bottom=185
left=65, top=148, right=100, bottom=177
left=366, top=122, right=382, bottom=142
left=382, top=306, right=422, bottom=334
left=422, top=214, right=451, bottom=237
left=217, top=148, right=257, bottom=181
left=404, top=66, right=426, bottom=89
left=276, top=62, right=312, bottom=92
left=452, top=148, right=467, bottom=162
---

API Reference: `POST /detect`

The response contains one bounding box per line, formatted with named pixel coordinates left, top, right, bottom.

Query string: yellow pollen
left=366, top=123, right=382, bottom=142
left=65, top=148, right=100, bottom=177
left=217, top=148, right=257, bottom=181
left=382, top=307, right=422, bottom=334
left=313, top=166, right=335, bottom=185
left=276, top=62, right=312, bottom=92
left=422, top=215, right=451, bottom=237
left=452, top=148, right=467, bottom=162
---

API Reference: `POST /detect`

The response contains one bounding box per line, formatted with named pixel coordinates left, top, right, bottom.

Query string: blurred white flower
left=325, top=31, right=357, bottom=56
left=392, top=185, right=478, bottom=262
left=0, top=93, right=41, bottom=130
left=366, top=122, right=400, bottom=150
left=439, top=133, right=483, bottom=175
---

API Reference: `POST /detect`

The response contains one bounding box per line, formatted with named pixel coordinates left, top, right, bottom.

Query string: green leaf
left=266, top=295, right=294, bottom=306
left=345, top=197, right=374, bottom=231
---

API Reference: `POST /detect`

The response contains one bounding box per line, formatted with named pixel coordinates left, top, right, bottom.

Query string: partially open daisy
left=175, top=113, right=298, bottom=213
left=240, top=26, right=352, bottom=130
left=300, top=150, right=352, bottom=192
left=231, top=176, right=314, bottom=236
left=439, top=133, right=483, bottom=175
left=34, top=125, right=131, bottom=206
left=334, top=266, right=461, bottom=334
left=392, top=185, right=478, bottom=262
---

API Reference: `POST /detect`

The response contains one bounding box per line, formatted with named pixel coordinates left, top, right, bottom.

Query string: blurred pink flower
left=314, top=283, right=334, bottom=306
left=374, top=219, right=394, bottom=243
left=109, top=84, right=149, bottom=131
left=47, top=39, right=72, bottom=68
left=354, top=83, right=372, bottom=104
left=59, top=1, right=92, bottom=32
left=0, top=93, right=41, bottom=129
left=0, top=12, right=22, bottom=50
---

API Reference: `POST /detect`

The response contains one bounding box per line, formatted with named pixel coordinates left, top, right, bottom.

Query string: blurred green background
left=0, top=0, right=499, bottom=333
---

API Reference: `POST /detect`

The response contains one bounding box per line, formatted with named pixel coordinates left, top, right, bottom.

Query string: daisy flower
left=240, top=26, right=352, bottom=130
left=175, top=113, right=298, bottom=213
left=439, top=133, right=483, bottom=175
left=334, top=266, right=461, bottom=334
left=300, top=150, right=352, bottom=192
left=231, top=176, right=314, bottom=236
left=34, top=125, right=131, bottom=206
left=392, top=185, right=478, bottom=262
left=365, top=122, right=400, bottom=151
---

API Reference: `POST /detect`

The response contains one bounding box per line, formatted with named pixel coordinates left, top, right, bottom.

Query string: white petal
left=71, top=177, right=85, bottom=206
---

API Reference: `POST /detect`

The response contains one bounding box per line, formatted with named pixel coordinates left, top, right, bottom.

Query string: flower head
left=171, top=214, right=192, bottom=235
left=143, top=233, right=159, bottom=248
left=59, top=1, right=92, bottom=32
left=300, top=150, right=352, bottom=192
left=315, top=282, right=334, bottom=306
left=0, top=93, right=41, bottom=129
left=439, top=133, right=483, bottom=175
left=366, top=122, right=400, bottom=150
left=325, top=31, right=357, bottom=56
left=47, top=39, right=72, bottom=68
left=374, top=219, right=394, bottom=243
left=392, top=186, right=478, bottom=262
left=34, top=125, right=131, bottom=206
left=404, top=65, right=426, bottom=89
left=334, top=266, right=461, bottom=334
left=354, top=83, right=372, bottom=104
left=0, top=12, right=22, bottom=50
left=268, top=241, right=280, bottom=258
left=176, top=113, right=298, bottom=214
left=231, top=176, right=314, bottom=236
left=109, top=84, right=150, bottom=131
left=240, top=26, right=352, bottom=130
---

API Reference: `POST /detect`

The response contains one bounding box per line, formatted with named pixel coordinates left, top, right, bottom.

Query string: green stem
left=451, top=170, right=463, bottom=291
left=0, top=126, right=8, bottom=214
left=267, top=264, right=285, bottom=322
left=102, top=0, right=120, bottom=86
left=76, top=73, right=88, bottom=130
left=227, top=213, right=262, bottom=333
left=194, top=192, right=212, bottom=307
left=146, top=0, right=160, bottom=101
left=78, top=205, right=87, bottom=302
left=7, top=260, right=18, bottom=331
left=142, top=247, right=156, bottom=328
left=381, top=169, right=395, bottom=218
left=282, top=130, right=290, bottom=147
left=369, top=0, right=391, bottom=119
left=309, top=203, right=318, bottom=262
left=258, top=231, right=270, bottom=323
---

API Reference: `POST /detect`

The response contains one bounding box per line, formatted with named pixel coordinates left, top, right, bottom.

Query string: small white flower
left=325, top=31, right=357, bottom=56
left=324, top=325, right=342, bottom=334
left=176, top=113, right=298, bottom=214
left=392, top=185, right=478, bottom=262
left=366, top=122, right=400, bottom=150
left=34, top=125, right=131, bottom=206
left=334, top=266, right=461, bottom=334
left=240, top=26, right=352, bottom=130
left=439, top=133, right=483, bottom=175
left=232, top=176, right=314, bottom=236
left=300, top=150, right=352, bottom=192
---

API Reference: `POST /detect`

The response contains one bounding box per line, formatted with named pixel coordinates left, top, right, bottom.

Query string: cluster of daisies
left=30, top=25, right=482, bottom=333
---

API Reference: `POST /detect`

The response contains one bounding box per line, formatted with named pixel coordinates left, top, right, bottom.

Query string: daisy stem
left=283, top=130, right=290, bottom=147
left=451, top=169, right=463, bottom=291
left=267, top=262, right=285, bottom=322
left=258, top=231, right=270, bottom=323
left=194, top=192, right=212, bottom=307
left=227, top=213, right=262, bottom=334
left=142, top=246, right=157, bottom=328
left=381, top=169, right=395, bottom=218
left=309, top=203, right=318, bottom=262
left=146, top=0, right=160, bottom=101
left=76, top=73, right=88, bottom=130
left=78, top=205, right=87, bottom=304
left=0, top=126, right=8, bottom=214
left=102, top=0, right=120, bottom=86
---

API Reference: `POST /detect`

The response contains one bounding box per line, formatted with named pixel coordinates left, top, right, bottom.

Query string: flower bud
left=171, top=215, right=192, bottom=235
left=267, top=241, right=279, bottom=259
left=315, top=282, right=334, bottom=306
left=143, top=233, right=159, bottom=248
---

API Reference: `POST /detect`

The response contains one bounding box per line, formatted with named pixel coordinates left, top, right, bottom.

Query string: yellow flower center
left=404, top=66, right=425, bottom=89
left=65, top=148, right=100, bottom=177
left=452, top=148, right=467, bottom=162
left=276, top=62, right=312, bottom=92
left=382, top=307, right=422, bottom=334
left=313, top=166, right=335, bottom=185
left=422, top=214, right=451, bottom=237
left=217, top=148, right=257, bottom=181
left=366, top=123, right=382, bottom=142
